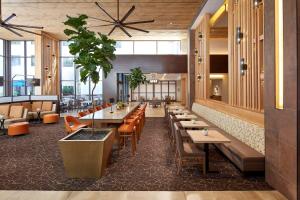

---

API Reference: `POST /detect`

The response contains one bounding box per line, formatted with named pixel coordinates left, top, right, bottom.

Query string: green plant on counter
left=128, top=67, right=147, bottom=91
left=64, top=14, right=116, bottom=132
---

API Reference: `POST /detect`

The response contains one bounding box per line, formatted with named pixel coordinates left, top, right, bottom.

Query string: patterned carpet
left=0, top=118, right=271, bottom=191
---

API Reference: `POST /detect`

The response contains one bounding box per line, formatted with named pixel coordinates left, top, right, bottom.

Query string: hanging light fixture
left=0, top=0, right=43, bottom=37
left=254, top=0, right=262, bottom=7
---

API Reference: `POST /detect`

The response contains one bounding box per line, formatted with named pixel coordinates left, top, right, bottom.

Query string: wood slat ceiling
left=0, top=0, right=203, bottom=40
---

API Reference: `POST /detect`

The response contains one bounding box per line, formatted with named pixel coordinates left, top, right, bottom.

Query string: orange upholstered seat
left=118, top=116, right=139, bottom=155
left=64, top=116, right=91, bottom=134
left=78, top=111, right=89, bottom=118
left=43, top=113, right=59, bottom=124
left=8, top=122, right=29, bottom=136
left=95, top=106, right=102, bottom=111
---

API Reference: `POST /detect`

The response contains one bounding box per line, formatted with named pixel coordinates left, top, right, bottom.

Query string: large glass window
left=60, top=41, right=103, bottom=102
left=134, top=41, right=157, bottom=55
left=11, top=41, right=35, bottom=96
left=157, top=41, right=181, bottom=54
left=115, top=41, right=134, bottom=54
left=0, top=39, right=4, bottom=96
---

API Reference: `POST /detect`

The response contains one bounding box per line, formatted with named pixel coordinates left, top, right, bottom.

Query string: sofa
left=28, top=101, right=57, bottom=119
left=0, top=104, right=29, bottom=128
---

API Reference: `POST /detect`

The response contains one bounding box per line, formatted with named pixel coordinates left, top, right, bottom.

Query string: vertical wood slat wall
left=194, top=14, right=210, bottom=101
left=35, top=32, right=60, bottom=96
left=228, top=0, right=264, bottom=112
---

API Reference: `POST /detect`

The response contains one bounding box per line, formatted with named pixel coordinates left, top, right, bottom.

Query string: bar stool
left=126, top=112, right=143, bottom=142
left=118, top=116, right=138, bottom=155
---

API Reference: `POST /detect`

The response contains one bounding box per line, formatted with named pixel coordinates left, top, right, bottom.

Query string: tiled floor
left=0, top=191, right=287, bottom=200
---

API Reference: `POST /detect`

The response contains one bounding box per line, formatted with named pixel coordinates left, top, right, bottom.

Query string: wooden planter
left=58, top=128, right=115, bottom=178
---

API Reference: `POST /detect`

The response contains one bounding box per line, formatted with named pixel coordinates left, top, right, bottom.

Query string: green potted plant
left=58, top=14, right=116, bottom=178
left=128, top=67, right=147, bottom=102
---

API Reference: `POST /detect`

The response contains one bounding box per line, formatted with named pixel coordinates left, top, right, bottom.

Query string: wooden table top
left=180, top=120, right=209, bottom=128
left=80, top=102, right=140, bottom=123
left=187, top=129, right=231, bottom=144
left=175, top=114, right=198, bottom=120
left=171, top=109, right=190, bottom=114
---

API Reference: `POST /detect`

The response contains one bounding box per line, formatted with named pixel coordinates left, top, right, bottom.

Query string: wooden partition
left=194, top=14, right=210, bottom=101
left=193, top=0, right=264, bottom=115
left=35, top=32, right=60, bottom=96
left=228, top=0, right=264, bottom=112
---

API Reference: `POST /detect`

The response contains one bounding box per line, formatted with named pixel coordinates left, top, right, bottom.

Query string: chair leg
left=131, top=133, right=136, bottom=155
left=177, top=160, right=182, bottom=175
left=202, top=158, right=207, bottom=175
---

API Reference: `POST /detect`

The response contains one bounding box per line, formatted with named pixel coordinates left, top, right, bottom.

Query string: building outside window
left=60, top=41, right=103, bottom=102
left=10, top=41, right=36, bottom=96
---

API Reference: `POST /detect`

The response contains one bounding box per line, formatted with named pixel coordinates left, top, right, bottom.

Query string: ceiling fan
left=89, top=0, right=155, bottom=37
left=0, top=0, right=43, bottom=37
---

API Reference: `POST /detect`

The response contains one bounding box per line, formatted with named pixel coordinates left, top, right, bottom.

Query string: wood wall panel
left=228, top=0, right=264, bottom=112
left=35, top=32, right=60, bottom=96
left=194, top=14, right=210, bottom=101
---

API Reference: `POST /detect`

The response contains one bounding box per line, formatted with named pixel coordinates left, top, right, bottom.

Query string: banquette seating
left=0, top=104, right=29, bottom=128
left=27, top=101, right=57, bottom=119
left=190, top=103, right=265, bottom=173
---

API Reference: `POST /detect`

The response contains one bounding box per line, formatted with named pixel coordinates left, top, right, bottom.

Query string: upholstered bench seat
left=8, top=122, right=29, bottom=136
left=43, top=113, right=59, bottom=124
left=214, top=130, right=265, bottom=172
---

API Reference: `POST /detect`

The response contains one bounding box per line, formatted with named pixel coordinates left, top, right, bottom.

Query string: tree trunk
left=91, top=82, right=97, bottom=133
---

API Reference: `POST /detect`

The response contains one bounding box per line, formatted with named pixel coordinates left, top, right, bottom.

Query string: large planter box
left=58, top=128, right=115, bottom=178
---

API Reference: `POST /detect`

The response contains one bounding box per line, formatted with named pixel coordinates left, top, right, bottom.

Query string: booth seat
left=192, top=103, right=265, bottom=173
left=0, top=105, right=29, bottom=128
left=28, top=101, right=57, bottom=119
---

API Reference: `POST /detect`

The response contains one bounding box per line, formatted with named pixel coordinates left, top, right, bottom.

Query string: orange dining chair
left=102, top=103, right=108, bottom=108
left=78, top=111, right=89, bottom=118
left=88, top=108, right=95, bottom=113
left=118, top=116, right=139, bottom=155
left=107, top=103, right=112, bottom=107
left=125, top=113, right=143, bottom=142
left=64, top=116, right=91, bottom=134
left=95, top=106, right=102, bottom=111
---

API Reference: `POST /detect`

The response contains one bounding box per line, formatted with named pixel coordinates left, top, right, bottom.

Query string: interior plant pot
left=58, top=128, right=115, bottom=178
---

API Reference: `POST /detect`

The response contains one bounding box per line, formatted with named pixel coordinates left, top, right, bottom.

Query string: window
left=10, top=41, right=36, bottom=96
left=115, top=41, right=133, bottom=54
left=134, top=41, right=157, bottom=55
left=157, top=41, right=180, bottom=54
left=0, top=39, right=4, bottom=96
left=60, top=41, right=104, bottom=101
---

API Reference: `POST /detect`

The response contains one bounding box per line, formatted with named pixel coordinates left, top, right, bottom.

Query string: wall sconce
left=47, top=75, right=52, bottom=79
left=236, top=27, right=243, bottom=44
left=240, top=58, right=247, bottom=75
left=275, top=0, right=284, bottom=109
left=46, top=44, right=51, bottom=48
left=44, top=66, right=49, bottom=71
left=194, top=48, right=198, bottom=55
left=197, top=74, right=201, bottom=81
left=198, top=32, right=203, bottom=39
left=198, top=56, right=202, bottom=64
left=254, top=0, right=262, bottom=7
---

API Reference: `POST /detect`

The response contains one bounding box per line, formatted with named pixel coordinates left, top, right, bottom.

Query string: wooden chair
left=173, top=123, right=206, bottom=175
left=88, top=108, right=95, bottom=113
left=125, top=112, right=143, bottom=142
left=118, top=116, right=138, bottom=155
left=64, top=116, right=91, bottom=134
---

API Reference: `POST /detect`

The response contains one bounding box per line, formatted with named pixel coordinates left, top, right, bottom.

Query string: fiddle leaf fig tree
left=128, top=67, right=147, bottom=91
left=64, top=14, right=116, bottom=131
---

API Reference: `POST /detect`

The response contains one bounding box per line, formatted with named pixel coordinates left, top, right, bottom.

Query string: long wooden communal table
left=79, top=102, right=140, bottom=128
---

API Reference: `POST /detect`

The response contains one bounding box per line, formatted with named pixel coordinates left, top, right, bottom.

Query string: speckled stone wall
left=192, top=103, right=265, bottom=155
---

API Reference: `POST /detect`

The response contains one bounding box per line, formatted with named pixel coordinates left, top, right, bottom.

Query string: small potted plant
left=58, top=14, right=116, bottom=178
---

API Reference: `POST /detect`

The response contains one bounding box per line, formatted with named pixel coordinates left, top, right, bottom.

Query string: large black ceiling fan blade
left=2, top=25, right=23, bottom=37
left=124, top=20, right=155, bottom=25
left=8, top=25, right=42, bottom=36
left=87, top=15, right=113, bottom=23
left=119, top=26, right=132, bottom=37
left=2, top=13, right=16, bottom=23
left=120, top=6, right=135, bottom=23
left=9, top=24, right=43, bottom=29
left=108, top=25, right=117, bottom=36
left=95, top=2, right=118, bottom=23
left=88, top=23, right=114, bottom=28
left=124, top=25, right=149, bottom=33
